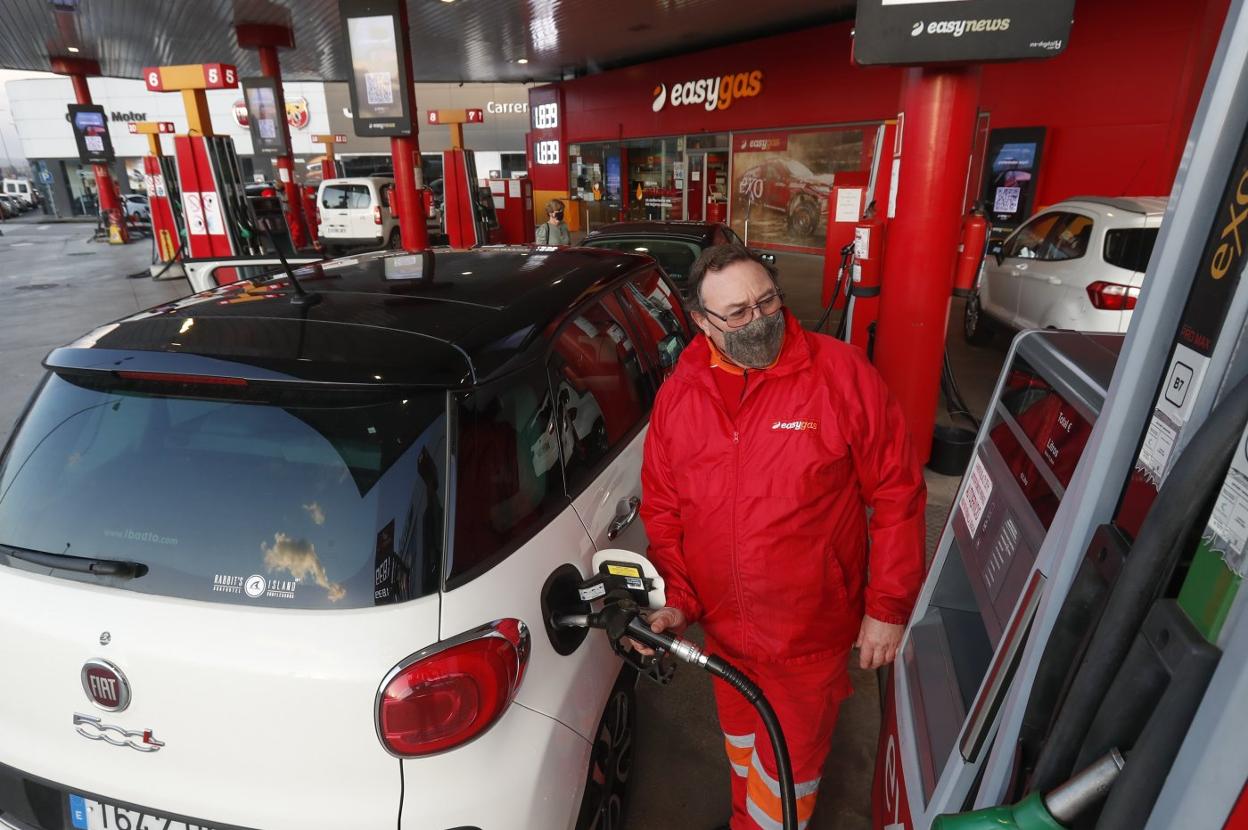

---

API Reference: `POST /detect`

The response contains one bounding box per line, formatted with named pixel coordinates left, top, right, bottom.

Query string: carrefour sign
left=651, top=69, right=763, bottom=113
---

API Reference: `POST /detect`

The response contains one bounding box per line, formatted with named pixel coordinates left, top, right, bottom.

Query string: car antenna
left=255, top=217, right=319, bottom=306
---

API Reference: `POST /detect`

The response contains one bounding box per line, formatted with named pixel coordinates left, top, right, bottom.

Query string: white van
left=316, top=176, right=398, bottom=253
left=2, top=178, right=35, bottom=209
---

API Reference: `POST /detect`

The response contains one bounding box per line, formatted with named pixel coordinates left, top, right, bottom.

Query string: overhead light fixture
left=517, top=58, right=529, bottom=64
left=66, top=46, right=80, bottom=53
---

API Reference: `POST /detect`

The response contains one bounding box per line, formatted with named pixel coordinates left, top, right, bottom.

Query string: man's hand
left=856, top=615, right=904, bottom=670
left=622, top=606, right=688, bottom=656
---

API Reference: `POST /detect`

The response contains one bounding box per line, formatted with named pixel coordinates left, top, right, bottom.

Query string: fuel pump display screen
left=998, top=364, right=1094, bottom=488
left=340, top=0, right=413, bottom=136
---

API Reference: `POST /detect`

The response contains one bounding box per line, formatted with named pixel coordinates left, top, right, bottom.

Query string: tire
left=963, top=292, right=995, bottom=346
left=387, top=228, right=402, bottom=249
left=786, top=196, right=819, bottom=238
left=575, top=669, right=638, bottom=830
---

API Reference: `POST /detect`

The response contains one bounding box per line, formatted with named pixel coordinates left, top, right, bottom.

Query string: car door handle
left=608, top=497, right=641, bottom=540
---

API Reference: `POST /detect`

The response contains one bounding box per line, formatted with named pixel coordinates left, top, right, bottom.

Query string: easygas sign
left=651, top=69, right=763, bottom=113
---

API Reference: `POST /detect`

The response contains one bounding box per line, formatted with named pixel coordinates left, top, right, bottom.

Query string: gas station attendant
left=639, top=244, right=927, bottom=830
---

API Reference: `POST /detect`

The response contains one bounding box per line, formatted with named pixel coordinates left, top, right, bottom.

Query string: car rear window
left=0, top=374, right=447, bottom=610
left=322, top=184, right=372, bottom=210
left=582, top=237, right=704, bottom=285
left=1103, top=227, right=1159, bottom=273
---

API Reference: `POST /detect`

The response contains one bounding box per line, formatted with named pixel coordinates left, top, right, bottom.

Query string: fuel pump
left=428, top=108, right=500, bottom=248
left=127, top=121, right=181, bottom=267
left=873, top=2, right=1248, bottom=826
left=554, top=550, right=800, bottom=830
left=143, top=63, right=263, bottom=264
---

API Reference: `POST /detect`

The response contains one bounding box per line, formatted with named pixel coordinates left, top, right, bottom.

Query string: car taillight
left=115, top=371, right=248, bottom=387
left=1086, top=281, right=1140, bottom=311
left=374, top=205, right=383, bottom=225
left=260, top=188, right=276, bottom=198
left=377, top=619, right=529, bottom=757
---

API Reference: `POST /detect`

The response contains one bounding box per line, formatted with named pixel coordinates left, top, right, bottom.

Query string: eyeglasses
left=702, top=291, right=785, bottom=330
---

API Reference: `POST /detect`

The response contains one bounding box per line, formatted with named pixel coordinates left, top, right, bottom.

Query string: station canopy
left=0, top=0, right=851, bottom=82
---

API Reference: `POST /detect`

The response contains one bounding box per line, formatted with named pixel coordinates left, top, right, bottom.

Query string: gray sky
left=0, top=69, right=57, bottom=174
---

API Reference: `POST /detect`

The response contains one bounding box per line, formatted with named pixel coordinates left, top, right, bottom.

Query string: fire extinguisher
left=847, top=200, right=887, bottom=356
left=953, top=202, right=991, bottom=298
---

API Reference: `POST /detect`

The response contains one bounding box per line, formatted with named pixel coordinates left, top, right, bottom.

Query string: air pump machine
left=873, top=1, right=1248, bottom=826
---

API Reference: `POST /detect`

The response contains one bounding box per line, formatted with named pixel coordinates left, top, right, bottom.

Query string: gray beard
left=722, top=312, right=785, bottom=369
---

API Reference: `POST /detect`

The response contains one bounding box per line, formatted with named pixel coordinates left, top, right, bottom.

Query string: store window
left=627, top=137, right=681, bottom=222
left=729, top=127, right=870, bottom=253
left=63, top=161, right=100, bottom=217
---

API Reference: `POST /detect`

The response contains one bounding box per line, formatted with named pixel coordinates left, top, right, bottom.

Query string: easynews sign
left=853, top=0, right=1075, bottom=65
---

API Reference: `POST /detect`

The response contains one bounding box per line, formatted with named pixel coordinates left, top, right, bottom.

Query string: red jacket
left=640, top=311, right=927, bottom=663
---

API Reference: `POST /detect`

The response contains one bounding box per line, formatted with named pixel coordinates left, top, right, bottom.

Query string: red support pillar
left=872, top=66, right=981, bottom=464
left=67, top=71, right=129, bottom=243
left=391, top=1, right=429, bottom=252
left=238, top=24, right=308, bottom=249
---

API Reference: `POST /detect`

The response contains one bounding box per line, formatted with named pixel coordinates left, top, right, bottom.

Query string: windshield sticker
left=103, top=528, right=179, bottom=546
left=214, top=573, right=298, bottom=600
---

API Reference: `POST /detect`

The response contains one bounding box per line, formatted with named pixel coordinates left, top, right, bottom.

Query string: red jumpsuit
left=640, top=310, right=926, bottom=829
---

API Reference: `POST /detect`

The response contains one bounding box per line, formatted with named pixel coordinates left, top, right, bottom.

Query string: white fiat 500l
left=964, top=196, right=1166, bottom=342
left=0, top=247, right=690, bottom=830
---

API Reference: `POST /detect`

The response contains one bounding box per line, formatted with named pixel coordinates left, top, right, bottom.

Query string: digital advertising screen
left=67, top=104, right=115, bottom=165
left=340, top=0, right=412, bottom=136
left=980, top=127, right=1046, bottom=233
left=242, top=77, right=289, bottom=156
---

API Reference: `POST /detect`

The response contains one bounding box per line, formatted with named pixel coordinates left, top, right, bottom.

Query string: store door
left=685, top=152, right=706, bottom=222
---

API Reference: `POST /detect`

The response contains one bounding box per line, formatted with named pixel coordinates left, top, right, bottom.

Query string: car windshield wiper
left=3, top=547, right=147, bottom=579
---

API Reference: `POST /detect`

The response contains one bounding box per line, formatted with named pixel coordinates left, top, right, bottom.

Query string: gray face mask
left=721, top=311, right=785, bottom=369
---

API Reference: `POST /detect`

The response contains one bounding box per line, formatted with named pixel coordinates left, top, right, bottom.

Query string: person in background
left=535, top=198, right=571, bottom=245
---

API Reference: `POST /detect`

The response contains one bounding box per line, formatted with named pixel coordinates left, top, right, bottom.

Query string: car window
left=449, top=364, right=565, bottom=587
left=1048, top=213, right=1094, bottom=261
left=616, top=270, right=690, bottom=385
left=321, top=184, right=372, bottom=210
left=1003, top=213, right=1062, bottom=260
left=548, top=300, right=650, bottom=497
left=1104, top=227, right=1159, bottom=272
left=581, top=237, right=703, bottom=285
left=724, top=227, right=745, bottom=247
left=0, top=374, right=447, bottom=609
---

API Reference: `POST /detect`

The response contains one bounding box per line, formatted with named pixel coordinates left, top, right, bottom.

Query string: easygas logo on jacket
left=651, top=70, right=763, bottom=113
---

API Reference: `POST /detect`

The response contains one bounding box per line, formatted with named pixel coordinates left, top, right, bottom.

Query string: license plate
left=69, top=794, right=217, bottom=830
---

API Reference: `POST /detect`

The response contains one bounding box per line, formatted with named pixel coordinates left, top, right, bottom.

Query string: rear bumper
left=317, top=232, right=385, bottom=247
left=0, top=705, right=590, bottom=830
left=400, top=702, right=591, bottom=830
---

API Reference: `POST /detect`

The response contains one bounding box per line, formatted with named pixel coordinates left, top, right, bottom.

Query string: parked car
left=737, top=158, right=833, bottom=237
left=582, top=220, right=774, bottom=299
left=0, top=245, right=690, bottom=830
left=0, top=194, right=19, bottom=219
left=122, top=193, right=150, bottom=223
left=964, top=196, right=1166, bottom=342
left=316, top=175, right=399, bottom=253
left=2, top=177, right=36, bottom=210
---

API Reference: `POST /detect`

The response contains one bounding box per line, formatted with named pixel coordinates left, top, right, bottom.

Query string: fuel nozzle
left=932, top=749, right=1125, bottom=829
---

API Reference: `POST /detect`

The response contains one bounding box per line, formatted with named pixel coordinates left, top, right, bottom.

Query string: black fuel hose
left=1030, top=368, right=1248, bottom=792
left=623, top=616, right=799, bottom=830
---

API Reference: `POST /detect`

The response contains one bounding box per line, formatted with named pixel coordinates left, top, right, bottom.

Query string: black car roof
left=585, top=221, right=724, bottom=245
left=46, top=247, right=657, bottom=389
